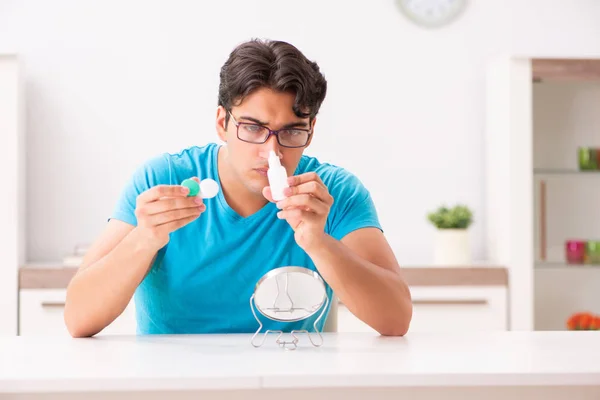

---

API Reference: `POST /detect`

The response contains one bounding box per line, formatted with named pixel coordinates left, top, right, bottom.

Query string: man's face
left=216, top=87, right=314, bottom=197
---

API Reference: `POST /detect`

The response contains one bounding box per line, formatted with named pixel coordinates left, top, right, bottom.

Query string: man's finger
left=276, top=209, right=319, bottom=227
left=143, top=196, right=203, bottom=215
left=137, top=185, right=190, bottom=204
left=276, top=208, right=304, bottom=230
left=277, top=194, right=329, bottom=215
left=262, top=186, right=275, bottom=203
left=159, top=213, right=202, bottom=232
left=287, top=172, right=324, bottom=187
left=149, top=206, right=203, bottom=226
left=284, top=181, right=331, bottom=204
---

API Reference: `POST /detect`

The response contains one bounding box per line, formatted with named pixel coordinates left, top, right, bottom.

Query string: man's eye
left=282, top=130, right=306, bottom=136
left=243, top=125, right=264, bottom=133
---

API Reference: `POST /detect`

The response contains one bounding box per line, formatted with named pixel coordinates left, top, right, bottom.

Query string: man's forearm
left=306, top=234, right=412, bottom=336
left=64, top=228, right=158, bottom=337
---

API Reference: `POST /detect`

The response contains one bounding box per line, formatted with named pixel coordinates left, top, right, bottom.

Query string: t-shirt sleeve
left=326, top=168, right=382, bottom=241
left=110, top=154, right=172, bottom=226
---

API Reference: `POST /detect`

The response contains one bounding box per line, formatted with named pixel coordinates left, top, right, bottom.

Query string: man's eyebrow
left=239, top=116, right=309, bottom=129
left=282, top=121, right=309, bottom=129
left=239, top=116, right=267, bottom=125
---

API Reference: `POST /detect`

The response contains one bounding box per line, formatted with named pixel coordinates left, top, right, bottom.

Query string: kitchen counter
left=1, top=331, right=598, bottom=400
left=19, top=263, right=508, bottom=289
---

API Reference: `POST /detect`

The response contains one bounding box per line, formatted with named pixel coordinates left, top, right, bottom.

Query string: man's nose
left=259, top=134, right=282, bottom=159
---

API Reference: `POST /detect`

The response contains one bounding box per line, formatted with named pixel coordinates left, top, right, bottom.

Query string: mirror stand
left=249, top=292, right=329, bottom=350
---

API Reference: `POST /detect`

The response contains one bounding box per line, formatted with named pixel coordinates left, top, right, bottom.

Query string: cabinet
left=19, top=289, right=137, bottom=336
left=337, top=286, right=508, bottom=333
left=485, top=57, right=600, bottom=331
left=532, top=69, right=600, bottom=330
left=0, top=55, right=25, bottom=336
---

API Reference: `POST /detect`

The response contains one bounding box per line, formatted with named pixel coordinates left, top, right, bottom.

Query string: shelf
left=536, top=261, right=600, bottom=269
left=532, top=59, right=600, bottom=82
left=534, top=169, right=600, bottom=175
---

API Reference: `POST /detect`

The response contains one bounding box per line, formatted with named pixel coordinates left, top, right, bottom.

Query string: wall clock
left=396, top=0, right=468, bottom=28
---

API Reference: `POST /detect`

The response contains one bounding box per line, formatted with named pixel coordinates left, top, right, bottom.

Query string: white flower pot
left=433, top=229, right=471, bottom=266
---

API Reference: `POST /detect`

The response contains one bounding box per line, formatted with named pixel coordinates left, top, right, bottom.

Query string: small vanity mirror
left=250, top=266, right=329, bottom=350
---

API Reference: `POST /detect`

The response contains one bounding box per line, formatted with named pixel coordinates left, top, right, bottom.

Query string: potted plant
left=567, top=312, right=600, bottom=330
left=427, top=204, right=473, bottom=266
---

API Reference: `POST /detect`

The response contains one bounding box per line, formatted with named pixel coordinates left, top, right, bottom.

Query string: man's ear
left=216, top=106, right=228, bottom=142
left=306, top=117, right=317, bottom=147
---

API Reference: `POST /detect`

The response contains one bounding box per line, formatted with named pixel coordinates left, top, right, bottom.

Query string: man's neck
left=217, top=146, right=269, bottom=218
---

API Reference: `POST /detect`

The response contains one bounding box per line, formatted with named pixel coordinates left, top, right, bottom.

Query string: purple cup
left=565, top=240, right=586, bottom=264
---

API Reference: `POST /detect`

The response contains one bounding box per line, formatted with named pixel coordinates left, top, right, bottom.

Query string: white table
left=1, top=331, right=599, bottom=400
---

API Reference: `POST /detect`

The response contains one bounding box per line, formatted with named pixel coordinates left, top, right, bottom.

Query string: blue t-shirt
left=111, top=143, right=382, bottom=335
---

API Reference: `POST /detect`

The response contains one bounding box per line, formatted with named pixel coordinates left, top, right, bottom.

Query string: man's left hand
left=263, top=172, right=334, bottom=251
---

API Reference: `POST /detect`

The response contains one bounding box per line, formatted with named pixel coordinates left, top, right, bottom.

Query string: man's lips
left=254, top=167, right=268, bottom=177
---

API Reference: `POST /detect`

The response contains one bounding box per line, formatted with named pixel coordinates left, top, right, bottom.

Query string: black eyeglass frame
left=228, top=111, right=312, bottom=148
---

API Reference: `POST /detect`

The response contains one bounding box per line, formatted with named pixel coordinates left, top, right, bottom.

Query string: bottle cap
left=181, top=178, right=200, bottom=197
left=199, top=178, right=219, bottom=199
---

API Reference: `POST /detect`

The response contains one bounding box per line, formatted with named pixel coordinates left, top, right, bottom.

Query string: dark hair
left=218, top=39, right=327, bottom=126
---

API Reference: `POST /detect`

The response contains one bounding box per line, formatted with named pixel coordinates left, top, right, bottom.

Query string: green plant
left=427, top=204, right=473, bottom=229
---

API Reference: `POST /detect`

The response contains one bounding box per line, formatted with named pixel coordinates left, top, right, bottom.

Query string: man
left=64, top=39, right=412, bottom=337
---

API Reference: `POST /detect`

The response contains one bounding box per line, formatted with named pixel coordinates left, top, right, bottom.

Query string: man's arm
left=264, top=171, right=412, bottom=336
left=64, top=184, right=204, bottom=337
left=306, top=227, right=412, bottom=336
left=64, top=220, right=158, bottom=337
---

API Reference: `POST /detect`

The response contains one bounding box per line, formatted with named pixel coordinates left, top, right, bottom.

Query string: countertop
left=1, top=331, right=598, bottom=394
left=18, top=263, right=508, bottom=289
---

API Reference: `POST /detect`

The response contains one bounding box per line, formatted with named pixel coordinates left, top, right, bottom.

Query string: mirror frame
left=253, top=266, right=327, bottom=322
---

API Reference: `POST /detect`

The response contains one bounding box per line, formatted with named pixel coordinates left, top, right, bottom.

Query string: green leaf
left=427, top=204, right=473, bottom=229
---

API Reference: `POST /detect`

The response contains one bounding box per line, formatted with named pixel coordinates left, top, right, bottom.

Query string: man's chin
left=246, top=172, right=269, bottom=196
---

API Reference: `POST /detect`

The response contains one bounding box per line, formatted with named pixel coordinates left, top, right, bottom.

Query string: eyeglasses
left=228, top=111, right=312, bottom=148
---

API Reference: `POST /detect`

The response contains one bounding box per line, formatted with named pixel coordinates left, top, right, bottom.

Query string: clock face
left=396, top=0, right=467, bottom=28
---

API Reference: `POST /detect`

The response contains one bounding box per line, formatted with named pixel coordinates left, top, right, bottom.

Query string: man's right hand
left=134, top=178, right=205, bottom=249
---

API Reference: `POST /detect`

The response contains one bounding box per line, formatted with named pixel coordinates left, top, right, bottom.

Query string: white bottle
left=267, top=150, right=289, bottom=201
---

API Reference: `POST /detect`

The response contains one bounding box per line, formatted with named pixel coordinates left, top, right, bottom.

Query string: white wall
left=510, top=0, right=600, bottom=58
left=0, top=0, right=598, bottom=264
